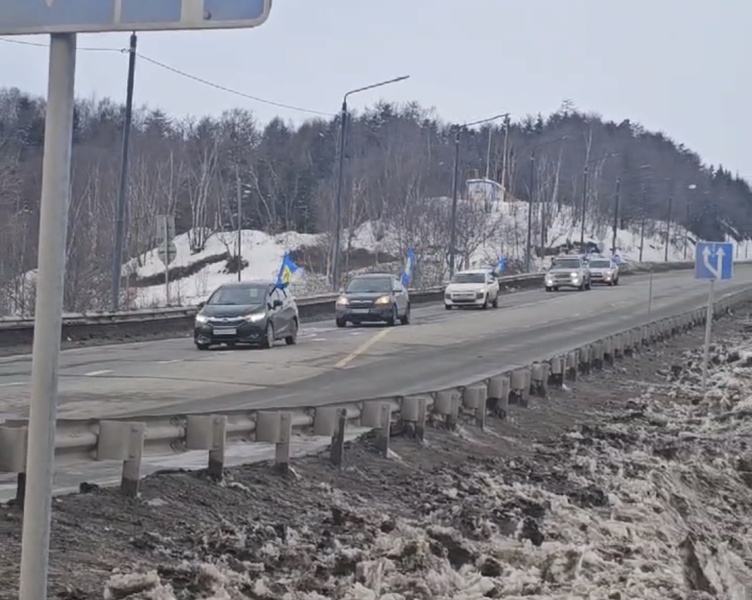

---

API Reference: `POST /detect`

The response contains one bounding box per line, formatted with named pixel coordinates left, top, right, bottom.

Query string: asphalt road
left=2, top=267, right=751, bottom=423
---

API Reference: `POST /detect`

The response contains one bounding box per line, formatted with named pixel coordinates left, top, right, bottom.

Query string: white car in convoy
left=444, top=269, right=500, bottom=309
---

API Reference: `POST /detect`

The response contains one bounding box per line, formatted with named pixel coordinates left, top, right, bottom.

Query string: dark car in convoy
left=335, top=273, right=410, bottom=328
left=193, top=281, right=299, bottom=350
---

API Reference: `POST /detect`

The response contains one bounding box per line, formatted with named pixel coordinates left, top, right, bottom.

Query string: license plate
left=351, top=308, right=370, bottom=314
left=213, top=327, right=237, bottom=336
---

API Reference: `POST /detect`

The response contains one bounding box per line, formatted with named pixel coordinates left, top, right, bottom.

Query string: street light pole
left=579, top=165, right=588, bottom=247
left=611, top=176, right=620, bottom=257
left=448, top=129, right=461, bottom=277
left=664, top=190, right=673, bottom=262
left=331, top=75, right=410, bottom=291
left=525, top=149, right=535, bottom=272
left=448, top=112, right=508, bottom=277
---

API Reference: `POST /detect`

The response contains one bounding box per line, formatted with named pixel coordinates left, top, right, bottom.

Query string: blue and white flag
left=496, top=256, right=507, bottom=274
left=401, top=248, right=415, bottom=287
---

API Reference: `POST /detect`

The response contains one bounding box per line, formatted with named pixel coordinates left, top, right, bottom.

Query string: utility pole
left=111, top=32, right=137, bottom=311
left=331, top=101, right=347, bottom=291
left=235, top=164, right=242, bottom=281
left=500, top=115, right=510, bottom=202
left=611, top=177, right=620, bottom=257
left=639, top=186, right=647, bottom=262
left=525, top=149, right=535, bottom=272
left=664, top=190, right=673, bottom=262
left=448, top=128, right=461, bottom=277
left=579, top=165, right=588, bottom=247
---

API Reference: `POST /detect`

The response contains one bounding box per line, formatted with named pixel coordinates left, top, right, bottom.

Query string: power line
left=0, top=36, right=333, bottom=117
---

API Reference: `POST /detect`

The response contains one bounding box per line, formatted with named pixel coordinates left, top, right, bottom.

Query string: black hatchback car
left=335, top=273, right=410, bottom=328
left=193, top=281, right=299, bottom=350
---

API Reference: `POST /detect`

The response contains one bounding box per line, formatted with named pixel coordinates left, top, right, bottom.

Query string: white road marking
left=335, top=328, right=393, bottom=369
left=312, top=338, right=327, bottom=342
left=84, top=370, right=113, bottom=377
left=157, top=359, right=182, bottom=364
left=0, top=382, right=24, bottom=388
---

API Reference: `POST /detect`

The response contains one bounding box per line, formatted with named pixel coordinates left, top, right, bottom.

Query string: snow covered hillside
left=123, top=198, right=750, bottom=310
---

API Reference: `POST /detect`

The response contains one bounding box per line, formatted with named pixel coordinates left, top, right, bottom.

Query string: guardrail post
left=463, top=384, right=487, bottom=429
left=487, top=375, right=510, bottom=418
left=400, top=396, right=428, bottom=441
left=566, top=351, right=578, bottom=381
left=275, top=412, right=293, bottom=473
left=186, top=415, right=227, bottom=480
left=330, top=409, right=347, bottom=467
left=591, top=342, right=604, bottom=370
left=434, top=389, right=459, bottom=430
left=510, top=369, right=530, bottom=407
left=98, top=420, right=146, bottom=497
left=531, top=362, right=549, bottom=397
left=548, top=358, right=564, bottom=389
left=577, top=347, right=590, bottom=375
left=0, top=425, right=28, bottom=506
left=377, top=404, right=391, bottom=457
left=256, top=411, right=293, bottom=474
left=624, top=332, right=634, bottom=357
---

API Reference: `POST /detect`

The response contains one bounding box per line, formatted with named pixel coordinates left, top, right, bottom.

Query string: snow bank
left=104, top=327, right=752, bottom=599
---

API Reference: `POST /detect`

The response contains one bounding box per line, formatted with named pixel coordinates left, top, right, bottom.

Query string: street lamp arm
left=343, top=75, right=410, bottom=103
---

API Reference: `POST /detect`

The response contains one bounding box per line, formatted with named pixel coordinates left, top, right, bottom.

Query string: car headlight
left=244, top=312, right=266, bottom=323
left=195, top=314, right=208, bottom=324
left=374, top=295, right=391, bottom=305
left=570, top=272, right=579, bottom=278
left=336, top=296, right=349, bottom=306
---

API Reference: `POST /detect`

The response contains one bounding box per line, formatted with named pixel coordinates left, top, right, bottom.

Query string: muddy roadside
left=1, top=305, right=752, bottom=599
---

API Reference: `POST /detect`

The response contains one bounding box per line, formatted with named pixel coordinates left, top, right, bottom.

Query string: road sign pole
left=19, top=32, right=77, bottom=600
left=701, top=278, right=715, bottom=391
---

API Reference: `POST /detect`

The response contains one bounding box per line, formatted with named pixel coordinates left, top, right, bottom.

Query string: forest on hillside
left=0, top=88, right=749, bottom=313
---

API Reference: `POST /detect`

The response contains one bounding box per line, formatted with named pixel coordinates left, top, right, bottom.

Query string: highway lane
left=0, top=284, right=555, bottom=419
left=0, top=267, right=749, bottom=420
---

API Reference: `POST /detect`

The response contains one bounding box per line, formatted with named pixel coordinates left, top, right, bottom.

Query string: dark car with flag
left=335, top=273, right=411, bottom=328
left=193, top=281, right=300, bottom=350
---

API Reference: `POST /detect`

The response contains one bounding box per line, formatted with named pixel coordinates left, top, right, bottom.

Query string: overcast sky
left=0, top=0, right=748, bottom=179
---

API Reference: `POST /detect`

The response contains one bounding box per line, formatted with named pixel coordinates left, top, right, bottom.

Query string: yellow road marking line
left=334, top=328, right=393, bottom=369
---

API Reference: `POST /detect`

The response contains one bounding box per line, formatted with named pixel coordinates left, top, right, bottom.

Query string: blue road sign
left=0, top=0, right=271, bottom=35
left=695, top=241, right=734, bottom=280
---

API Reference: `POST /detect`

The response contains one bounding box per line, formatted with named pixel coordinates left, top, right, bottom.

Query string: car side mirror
left=196, top=301, right=205, bottom=309
left=273, top=299, right=283, bottom=309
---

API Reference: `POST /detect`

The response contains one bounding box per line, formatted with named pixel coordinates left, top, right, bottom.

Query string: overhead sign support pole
left=19, top=32, right=77, bottom=600
left=5, top=3, right=274, bottom=599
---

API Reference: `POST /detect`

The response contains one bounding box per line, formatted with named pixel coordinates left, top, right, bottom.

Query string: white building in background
left=466, top=178, right=505, bottom=206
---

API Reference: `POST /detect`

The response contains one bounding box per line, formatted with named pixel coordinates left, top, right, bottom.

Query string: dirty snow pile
left=104, top=336, right=752, bottom=600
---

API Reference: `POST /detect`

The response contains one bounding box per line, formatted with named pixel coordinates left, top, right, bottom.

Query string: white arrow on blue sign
left=694, top=241, right=733, bottom=280
left=0, top=0, right=271, bottom=35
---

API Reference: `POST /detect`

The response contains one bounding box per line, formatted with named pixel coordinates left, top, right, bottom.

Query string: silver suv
left=587, top=256, right=620, bottom=286
left=544, top=255, right=592, bottom=292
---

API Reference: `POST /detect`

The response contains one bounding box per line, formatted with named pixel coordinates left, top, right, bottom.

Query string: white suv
left=444, top=269, right=500, bottom=309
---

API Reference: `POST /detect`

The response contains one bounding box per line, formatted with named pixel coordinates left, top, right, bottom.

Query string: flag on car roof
left=276, top=253, right=299, bottom=288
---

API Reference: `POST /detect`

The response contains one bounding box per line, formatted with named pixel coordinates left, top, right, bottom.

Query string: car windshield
left=451, top=273, right=486, bottom=284
left=589, top=260, right=611, bottom=268
left=551, top=259, right=582, bottom=269
left=207, top=285, right=265, bottom=306
left=347, top=277, right=392, bottom=293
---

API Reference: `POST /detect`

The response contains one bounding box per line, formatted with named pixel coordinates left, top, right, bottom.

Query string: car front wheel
left=400, top=305, right=411, bottom=325
left=261, top=323, right=274, bottom=349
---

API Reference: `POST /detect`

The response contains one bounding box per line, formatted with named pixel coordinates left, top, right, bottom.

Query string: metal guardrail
left=1, top=280, right=745, bottom=503
left=0, top=261, right=693, bottom=348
